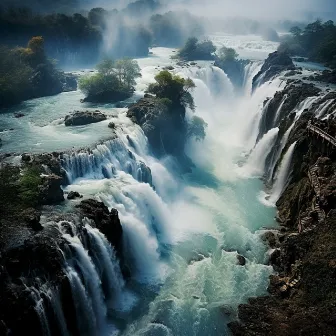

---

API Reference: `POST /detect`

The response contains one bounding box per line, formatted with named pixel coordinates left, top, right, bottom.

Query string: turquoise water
left=1, top=44, right=278, bottom=335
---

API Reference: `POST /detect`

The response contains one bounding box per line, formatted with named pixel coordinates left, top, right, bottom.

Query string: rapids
left=1, top=39, right=300, bottom=335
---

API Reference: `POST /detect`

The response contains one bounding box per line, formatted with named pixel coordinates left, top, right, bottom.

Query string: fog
left=163, top=0, right=336, bottom=21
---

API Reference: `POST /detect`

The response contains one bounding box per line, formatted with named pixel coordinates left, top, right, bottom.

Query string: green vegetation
left=218, top=46, right=239, bottom=62
left=0, top=36, right=69, bottom=108
left=188, top=116, right=208, bottom=141
left=175, top=37, right=216, bottom=61
left=79, top=58, right=141, bottom=103
left=279, top=20, right=336, bottom=68
left=147, top=70, right=196, bottom=111
left=146, top=70, right=207, bottom=142
left=0, top=164, right=42, bottom=218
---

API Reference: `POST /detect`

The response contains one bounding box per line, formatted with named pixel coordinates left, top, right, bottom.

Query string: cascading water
left=3, top=40, right=309, bottom=335
left=241, top=127, right=279, bottom=177
left=269, top=142, right=297, bottom=204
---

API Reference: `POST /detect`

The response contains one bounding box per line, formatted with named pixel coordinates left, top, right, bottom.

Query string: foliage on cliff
left=128, top=71, right=207, bottom=166
left=79, top=58, right=141, bottom=103
left=279, top=20, right=336, bottom=68
left=147, top=70, right=196, bottom=111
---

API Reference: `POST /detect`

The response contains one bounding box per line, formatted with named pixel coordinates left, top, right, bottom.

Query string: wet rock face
left=81, top=90, right=131, bottom=104
left=64, top=110, right=107, bottom=126
left=257, top=81, right=321, bottom=141
left=127, top=97, right=188, bottom=162
left=39, top=174, right=64, bottom=205
left=252, top=51, right=295, bottom=91
left=230, top=116, right=336, bottom=336
left=77, top=199, right=123, bottom=254
left=214, top=59, right=250, bottom=89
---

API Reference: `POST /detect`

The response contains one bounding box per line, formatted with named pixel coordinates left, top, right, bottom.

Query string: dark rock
left=21, top=153, right=31, bottom=162
left=82, top=90, right=131, bottom=103
left=108, top=122, right=116, bottom=129
left=14, top=113, right=25, bottom=118
left=127, top=97, right=187, bottom=159
left=308, top=70, right=336, bottom=84
left=22, top=208, right=43, bottom=231
left=61, top=73, right=77, bottom=92
left=77, top=199, right=123, bottom=254
left=214, top=59, right=250, bottom=89
left=67, top=191, right=82, bottom=200
left=261, top=231, right=278, bottom=248
left=38, top=174, right=64, bottom=205
left=236, top=254, right=246, bottom=266
left=64, top=111, right=106, bottom=126
left=252, top=51, right=295, bottom=91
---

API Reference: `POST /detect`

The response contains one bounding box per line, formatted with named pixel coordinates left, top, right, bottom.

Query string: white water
left=241, top=127, right=279, bottom=177
left=2, top=40, right=290, bottom=335
left=269, top=142, right=297, bottom=204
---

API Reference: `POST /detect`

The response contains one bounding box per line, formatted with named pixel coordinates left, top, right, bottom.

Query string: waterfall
left=242, top=127, right=279, bottom=177
left=269, top=142, right=297, bottom=203
left=316, top=99, right=334, bottom=118
left=61, top=137, right=151, bottom=185
left=65, top=234, right=108, bottom=332
left=181, top=66, right=234, bottom=101
left=243, top=61, right=262, bottom=95
left=273, top=94, right=288, bottom=125
left=55, top=218, right=137, bottom=333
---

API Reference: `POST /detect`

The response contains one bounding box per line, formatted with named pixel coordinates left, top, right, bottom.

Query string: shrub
left=187, top=116, right=208, bottom=141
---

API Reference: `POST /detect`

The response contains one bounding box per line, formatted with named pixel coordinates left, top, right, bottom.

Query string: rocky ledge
left=229, top=117, right=336, bottom=335
left=64, top=110, right=107, bottom=126
left=127, top=96, right=193, bottom=171
left=252, top=51, right=295, bottom=91
left=81, top=89, right=131, bottom=103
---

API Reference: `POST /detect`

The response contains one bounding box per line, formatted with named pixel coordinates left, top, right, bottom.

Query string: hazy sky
left=164, top=0, right=336, bottom=21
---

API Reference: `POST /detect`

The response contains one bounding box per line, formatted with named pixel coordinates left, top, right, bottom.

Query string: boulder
left=108, top=122, right=116, bottom=129
left=77, top=199, right=123, bottom=254
left=81, top=90, right=131, bottom=104
left=67, top=191, right=82, bottom=200
left=237, top=254, right=246, bottom=266
left=38, top=174, right=64, bottom=205
left=65, top=111, right=106, bottom=126
left=22, top=208, right=43, bottom=231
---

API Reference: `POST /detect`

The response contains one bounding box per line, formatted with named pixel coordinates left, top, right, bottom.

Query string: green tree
left=114, top=58, right=141, bottom=90
left=147, top=70, right=196, bottom=111
left=187, top=116, right=208, bottom=141
left=218, top=46, right=239, bottom=62
left=177, top=37, right=216, bottom=61
left=79, top=57, right=141, bottom=102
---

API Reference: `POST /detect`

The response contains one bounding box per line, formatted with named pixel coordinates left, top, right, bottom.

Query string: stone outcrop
left=230, top=117, right=336, bottom=336
left=81, top=90, right=131, bottom=103
left=308, top=69, right=336, bottom=84
left=252, top=51, right=295, bottom=91
left=127, top=97, right=193, bottom=171
left=64, top=110, right=107, bottom=126
left=77, top=199, right=123, bottom=255
left=39, top=174, right=64, bottom=205
left=214, top=59, right=250, bottom=88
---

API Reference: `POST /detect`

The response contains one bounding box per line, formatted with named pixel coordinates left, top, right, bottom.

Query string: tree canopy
left=176, top=37, right=217, bottom=61
left=218, top=46, right=239, bottom=62
left=279, top=20, right=336, bottom=68
left=147, top=70, right=196, bottom=111
left=78, top=57, right=141, bottom=102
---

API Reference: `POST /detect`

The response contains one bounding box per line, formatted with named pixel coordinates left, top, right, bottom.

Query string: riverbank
left=229, top=117, right=336, bottom=335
